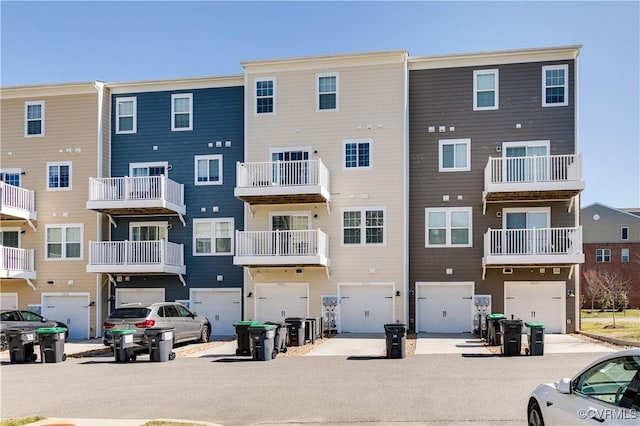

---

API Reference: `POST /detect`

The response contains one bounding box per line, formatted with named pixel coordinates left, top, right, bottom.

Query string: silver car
left=102, top=302, right=210, bottom=347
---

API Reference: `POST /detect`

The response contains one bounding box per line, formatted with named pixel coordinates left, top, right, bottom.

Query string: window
left=542, top=65, right=568, bottom=107
left=0, top=228, right=20, bottom=248
left=573, top=355, right=640, bottom=408
left=46, top=224, right=82, bottom=260
left=25, top=101, right=44, bottom=137
left=596, top=248, right=611, bottom=263
left=439, top=139, right=470, bottom=172
left=193, top=218, right=234, bottom=255
left=425, top=207, right=472, bottom=247
left=621, top=248, right=630, bottom=263
left=317, top=73, right=338, bottom=111
left=256, top=79, right=275, bottom=114
left=130, top=222, right=167, bottom=241
left=116, top=97, right=137, bottom=134
left=344, top=139, right=371, bottom=169
left=171, top=93, right=192, bottom=131
left=621, top=227, right=629, bottom=241
left=342, top=208, right=385, bottom=245
left=194, top=155, right=222, bottom=185
left=47, top=161, right=71, bottom=190
left=0, top=169, right=21, bottom=187
left=473, top=69, right=498, bottom=110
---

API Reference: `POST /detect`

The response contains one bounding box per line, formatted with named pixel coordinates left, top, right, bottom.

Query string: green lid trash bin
left=233, top=321, right=259, bottom=356
left=6, top=329, right=37, bottom=363
left=525, top=322, right=545, bottom=356
left=485, top=313, right=507, bottom=346
left=36, top=327, right=67, bottom=363
left=248, top=324, right=277, bottom=361
left=111, top=329, right=136, bottom=363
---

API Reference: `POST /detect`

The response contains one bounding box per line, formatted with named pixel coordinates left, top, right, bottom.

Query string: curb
left=577, top=331, right=640, bottom=348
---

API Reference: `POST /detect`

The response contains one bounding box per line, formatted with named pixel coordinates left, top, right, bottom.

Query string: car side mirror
left=41, top=318, right=47, bottom=322
left=556, top=378, right=572, bottom=394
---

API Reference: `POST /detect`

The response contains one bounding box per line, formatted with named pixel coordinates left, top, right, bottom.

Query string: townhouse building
left=1, top=82, right=108, bottom=339
left=582, top=203, right=640, bottom=308
left=408, top=46, right=585, bottom=334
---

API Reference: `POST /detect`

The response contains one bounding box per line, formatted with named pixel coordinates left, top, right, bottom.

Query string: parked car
left=102, top=302, right=211, bottom=348
left=528, top=349, right=640, bottom=425
left=0, top=310, right=69, bottom=351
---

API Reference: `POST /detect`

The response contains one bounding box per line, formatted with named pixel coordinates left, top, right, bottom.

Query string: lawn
left=580, top=320, right=640, bottom=343
left=581, top=308, right=640, bottom=319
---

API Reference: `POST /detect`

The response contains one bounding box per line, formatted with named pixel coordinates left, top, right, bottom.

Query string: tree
left=582, top=269, right=630, bottom=327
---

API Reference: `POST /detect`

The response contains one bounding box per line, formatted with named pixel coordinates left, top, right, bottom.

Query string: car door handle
left=545, top=401, right=553, bottom=407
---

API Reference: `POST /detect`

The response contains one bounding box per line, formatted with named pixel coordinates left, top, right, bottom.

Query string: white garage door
left=0, top=293, right=18, bottom=310
left=505, top=281, right=565, bottom=333
left=115, top=288, right=164, bottom=306
left=191, top=289, right=241, bottom=336
left=339, top=284, right=394, bottom=333
left=41, top=293, right=90, bottom=340
left=417, top=283, right=474, bottom=333
left=254, top=283, right=308, bottom=323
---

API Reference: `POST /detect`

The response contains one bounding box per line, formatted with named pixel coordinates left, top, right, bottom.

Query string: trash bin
left=500, top=319, right=523, bottom=356
left=112, top=329, right=136, bottom=362
left=36, top=327, right=66, bottom=363
left=6, top=329, right=37, bottom=363
left=486, top=313, right=506, bottom=346
left=384, top=323, right=407, bottom=359
left=305, top=317, right=320, bottom=344
left=285, top=317, right=306, bottom=347
left=525, top=322, right=545, bottom=356
left=265, top=321, right=288, bottom=354
left=145, top=328, right=175, bottom=362
left=248, top=324, right=277, bottom=361
left=233, top=321, right=259, bottom=356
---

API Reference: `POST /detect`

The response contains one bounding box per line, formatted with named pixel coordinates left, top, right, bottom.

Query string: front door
left=271, top=150, right=310, bottom=185
left=504, top=142, right=549, bottom=182
left=272, top=214, right=310, bottom=255
left=504, top=209, right=549, bottom=255
left=130, top=222, right=167, bottom=264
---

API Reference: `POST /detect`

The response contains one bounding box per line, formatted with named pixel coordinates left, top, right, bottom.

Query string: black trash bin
left=500, top=319, right=523, bottom=356
left=6, top=329, right=37, bottom=363
left=525, top=322, right=545, bottom=356
left=305, top=318, right=318, bottom=344
left=145, top=328, right=176, bottom=362
left=233, top=321, right=259, bottom=356
left=112, top=329, right=136, bottom=362
left=265, top=321, right=288, bottom=354
left=285, top=317, right=306, bottom=347
left=36, top=327, right=67, bottom=363
left=248, top=324, right=277, bottom=361
left=486, top=313, right=506, bottom=346
left=384, top=323, right=406, bottom=359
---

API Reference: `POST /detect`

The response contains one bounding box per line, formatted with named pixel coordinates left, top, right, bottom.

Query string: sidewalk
left=28, top=418, right=223, bottom=426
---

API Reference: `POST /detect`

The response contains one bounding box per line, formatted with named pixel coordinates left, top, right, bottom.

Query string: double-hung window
left=342, top=208, right=385, bottom=245
left=317, top=73, right=338, bottom=111
left=473, top=69, right=498, bottom=110
left=256, top=79, right=275, bottom=114
left=46, top=224, right=82, bottom=260
left=194, top=155, right=222, bottom=185
left=425, top=207, right=472, bottom=247
left=47, top=161, right=71, bottom=190
left=542, top=65, right=568, bottom=107
left=116, top=97, right=137, bottom=134
left=193, top=218, right=234, bottom=255
left=25, top=101, right=44, bottom=137
left=595, top=248, right=611, bottom=263
left=439, top=139, right=470, bottom=172
left=0, top=169, right=21, bottom=187
left=171, top=93, right=192, bottom=131
left=344, top=139, right=371, bottom=169
left=621, top=248, right=630, bottom=263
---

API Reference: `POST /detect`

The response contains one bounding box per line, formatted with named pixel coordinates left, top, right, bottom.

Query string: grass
left=581, top=308, right=640, bottom=318
left=0, top=417, right=44, bottom=426
left=580, top=320, right=640, bottom=343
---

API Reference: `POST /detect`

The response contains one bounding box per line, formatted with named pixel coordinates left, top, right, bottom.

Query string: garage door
left=505, top=281, right=565, bottom=333
left=254, top=283, right=308, bottom=323
left=191, top=289, right=241, bottom=336
left=0, top=293, right=18, bottom=310
left=115, top=288, right=164, bottom=306
left=41, top=293, right=90, bottom=340
left=417, top=283, right=474, bottom=333
left=339, top=284, right=394, bottom=333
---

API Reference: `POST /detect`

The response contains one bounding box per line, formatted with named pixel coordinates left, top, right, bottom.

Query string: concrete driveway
left=305, top=333, right=387, bottom=357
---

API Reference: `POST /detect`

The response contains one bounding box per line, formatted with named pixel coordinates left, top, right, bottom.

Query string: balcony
left=234, top=229, right=329, bottom=268
left=87, top=240, right=186, bottom=285
left=0, top=246, right=36, bottom=289
left=0, top=182, right=36, bottom=230
left=87, top=176, right=186, bottom=224
left=483, top=154, right=584, bottom=210
left=234, top=160, right=331, bottom=206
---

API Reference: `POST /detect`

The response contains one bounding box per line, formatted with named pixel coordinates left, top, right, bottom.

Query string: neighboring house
left=0, top=82, right=108, bottom=339
left=86, top=76, right=245, bottom=336
left=582, top=203, right=640, bottom=308
left=408, top=46, right=584, bottom=333
left=236, top=51, right=408, bottom=333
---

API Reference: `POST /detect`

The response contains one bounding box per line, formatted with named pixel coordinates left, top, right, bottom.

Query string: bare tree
left=582, top=269, right=630, bottom=327
left=581, top=269, right=601, bottom=312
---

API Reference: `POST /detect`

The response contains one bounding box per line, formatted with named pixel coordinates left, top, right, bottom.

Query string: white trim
left=171, top=93, right=193, bottom=131
left=41, top=292, right=91, bottom=340
left=504, top=281, right=566, bottom=333
left=415, top=281, right=475, bottom=333
left=341, top=206, right=387, bottom=247
left=115, top=96, right=137, bottom=134
left=316, top=72, right=339, bottom=112
left=621, top=226, right=629, bottom=241
left=343, top=138, right=373, bottom=170
left=24, top=100, right=45, bottom=137
left=269, top=146, right=312, bottom=160
left=128, top=221, right=168, bottom=240
left=0, top=168, right=23, bottom=186
left=424, top=207, right=473, bottom=248
left=268, top=211, right=311, bottom=230
left=194, top=154, right=223, bottom=186
left=44, top=223, right=83, bottom=260
left=255, top=77, right=276, bottom=115
left=501, top=206, right=551, bottom=229
left=337, top=282, right=395, bottom=334
left=46, top=161, right=72, bottom=191
left=438, top=138, right=471, bottom=172
left=129, top=161, right=169, bottom=176
left=0, top=226, right=21, bottom=247
left=501, top=140, right=550, bottom=155
left=542, top=64, right=569, bottom=107
left=253, top=282, right=310, bottom=322
left=192, top=217, right=234, bottom=256
left=473, top=69, right=499, bottom=111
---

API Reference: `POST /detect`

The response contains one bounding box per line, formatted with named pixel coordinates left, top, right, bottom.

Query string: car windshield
left=109, top=308, right=151, bottom=319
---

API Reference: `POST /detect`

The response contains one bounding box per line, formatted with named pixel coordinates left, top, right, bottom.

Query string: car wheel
left=528, top=400, right=545, bottom=426
left=199, top=325, right=210, bottom=343
left=0, top=334, right=8, bottom=352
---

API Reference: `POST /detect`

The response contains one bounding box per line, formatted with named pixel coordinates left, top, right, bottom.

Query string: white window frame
left=192, top=218, right=234, bottom=256
left=171, top=93, right=193, bottom=131
left=129, top=161, right=168, bottom=176
left=194, top=154, right=223, bottom=186
left=621, top=227, right=629, bottom=241
left=115, top=97, right=137, bottom=134
left=501, top=206, right=551, bottom=229
left=341, top=207, right=386, bottom=246
left=473, top=69, right=498, bottom=111
left=25, top=101, right=45, bottom=137
left=425, top=207, right=473, bottom=248
left=0, top=168, right=23, bottom=187
left=255, top=77, right=276, bottom=115
left=45, top=223, right=83, bottom=260
left=438, top=138, right=471, bottom=172
left=269, top=211, right=311, bottom=230
left=542, top=64, right=569, bottom=107
left=0, top=227, right=21, bottom=248
left=621, top=248, right=630, bottom=263
left=317, top=73, right=339, bottom=112
left=46, top=161, right=72, bottom=191
left=129, top=221, right=168, bottom=241
left=595, top=248, right=611, bottom=263
left=343, top=138, right=372, bottom=170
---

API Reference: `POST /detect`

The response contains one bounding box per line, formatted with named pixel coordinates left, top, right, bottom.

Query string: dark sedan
left=0, top=310, right=68, bottom=350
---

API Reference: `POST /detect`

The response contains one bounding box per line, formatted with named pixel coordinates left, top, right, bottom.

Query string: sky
left=1, top=1, right=639, bottom=208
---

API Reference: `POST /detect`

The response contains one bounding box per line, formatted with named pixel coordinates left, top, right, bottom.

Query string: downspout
left=402, top=51, right=410, bottom=329
left=93, top=81, right=105, bottom=337
left=242, top=69, right=249, bottom=320
left=573, top=49, right=581, bottom=332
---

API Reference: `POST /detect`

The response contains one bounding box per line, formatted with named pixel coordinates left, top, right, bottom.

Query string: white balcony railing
left=234, top=229, right=329, bottom=266
left=0, top=181, right=36, bottom=221
left=87, top=240, right=185, bottom=275
left=485, top=154, right=582, bottom=186
left=0, top=245, right=36, bottom=278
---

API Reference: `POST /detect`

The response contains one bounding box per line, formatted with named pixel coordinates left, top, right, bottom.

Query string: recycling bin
left=248, top=324, right=277, bottom=361
left=384, top=323, right=407, bottom=359
left=525, top=322, right=545, bottom=356
left=112, top=329, right=136, bottom=362
left=233, top=321, right=259, bottom=356
left=500, top=319, right=523, bottom=356
left=486, top=313, right=506, bottom=346
left=284, top=317, right=306, bottom=347
left=145, top=328, right=175, bottom=362
left=36, top=327, right=66, bottom=363
left=6, top=329, right=37, bottom=363
left=265, top=321, right=288, bottom=354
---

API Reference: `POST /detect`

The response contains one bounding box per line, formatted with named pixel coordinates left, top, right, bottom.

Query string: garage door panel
left=191, top=290, right=241, bottom=336
left=505, top=282, right=564, bottom=333
left=0, top=293, right=18, bottom=310
left=340, top=285, right=393, bottom=333
left=42, top=295, right=89, bottom=340
left=255, top=284, right=308, bottom=323
left=417, top=284, right=474, bottom=333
